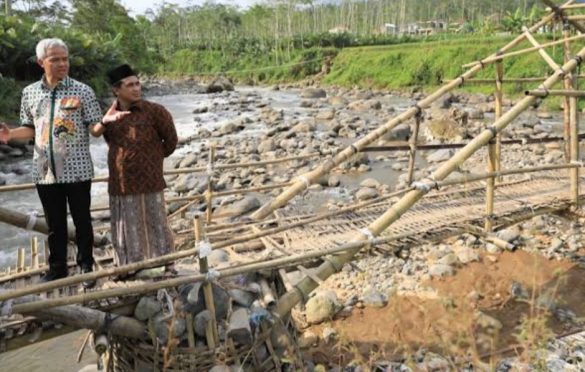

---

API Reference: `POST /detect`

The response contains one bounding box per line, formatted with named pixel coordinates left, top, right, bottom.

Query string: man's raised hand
left=102, top=101, right=131, bottom=124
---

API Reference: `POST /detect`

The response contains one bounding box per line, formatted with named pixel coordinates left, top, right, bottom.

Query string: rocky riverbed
left=1, top=80, right=585, bottom=371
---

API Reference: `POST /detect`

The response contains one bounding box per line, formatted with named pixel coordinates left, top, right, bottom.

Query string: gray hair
left=35, top=38, right=68, bottom=60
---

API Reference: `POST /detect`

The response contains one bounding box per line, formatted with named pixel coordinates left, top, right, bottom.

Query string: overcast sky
left=120, top=0, right=260, bottom=15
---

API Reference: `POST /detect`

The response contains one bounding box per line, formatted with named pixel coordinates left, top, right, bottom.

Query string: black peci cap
left=107, top=64, right=137, bottom=85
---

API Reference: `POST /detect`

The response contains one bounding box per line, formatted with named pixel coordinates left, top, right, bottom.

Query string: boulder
left=134, top=296, right=162, bottom=321
left=355, top=187, right=379, bottom=201
left=206, top=76, right=234, bottom=93
left=300, top=88, right=327, bottom=99
left=305, top=294, right=336, bottom=325
left=214, top=195, right=261, bottom=218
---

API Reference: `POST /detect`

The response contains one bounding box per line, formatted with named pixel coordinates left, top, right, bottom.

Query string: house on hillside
left=377, top=23, right=399, bottom=35
left=328, top=25, right=350, bottom=34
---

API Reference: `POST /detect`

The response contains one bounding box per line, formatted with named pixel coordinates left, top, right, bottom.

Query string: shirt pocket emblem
left=60, top=97, right=81, bottom=111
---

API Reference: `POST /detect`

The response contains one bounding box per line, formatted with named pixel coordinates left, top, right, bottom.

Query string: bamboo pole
left=485, top=137, right=497, bottom=232
left=561, top=3, right=585, bottom=9
left=0, top=206, right=83, bottom=242
left=526, top=89, right=585, bottom=97
left=523, top=26, right=561, bottom=71
left=2, top=292, right=147, bottom=339
left=407, top=116, right=422, bottom=185
left=30, top=236, right=39, bottom=269
left=194, top=216, right=219, bottom=347
left=462, top=33, right=585, bottom=68
left=564, top=23, right=574, bottom=162
left=444, top=76, right=585, bottom=84
left=69, top=181, right=294, bottom=214
left=206, top=145, right=216, bottom=225
left=8, top=238, right=384, bottom=313
left=251, top=10, right=562, bottom=222
left=17, top=248, right=25, bottom=272
left=363, top=133, right=585, bottom=152
left=564, top=29, right=581, bottom=206
left=0, top=153, right=319, bottom=194
left=495, top=60, right=504, bottom=180
left=567, top=15, right=585, bottom=21
left=274, top=44, right=585, bottom=318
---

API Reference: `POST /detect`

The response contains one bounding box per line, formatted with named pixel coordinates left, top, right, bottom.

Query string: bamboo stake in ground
left=495, top=60, right=504, bottom=180
left=275, top=43, right=585, bottom=319
left=30, top=236, right=39, bottom=269
left=194, top=216, right=219, bottom=347
left=564, top=23, right=574, bottom=161
left=407, top=116, right=422, bottom=185
left=206, top=145, right=216, bottom=225
left=17, top=248, right=25, bottom=272
left=565, top=30, right=581, bottom=205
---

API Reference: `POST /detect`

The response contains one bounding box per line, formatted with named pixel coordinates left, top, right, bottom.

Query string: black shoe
left=40, top=269, right=68, bottom=283
left=81, top=265, right=97, bottom=289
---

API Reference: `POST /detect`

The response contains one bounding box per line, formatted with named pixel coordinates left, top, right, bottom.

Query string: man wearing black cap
left=91, top=64, right=177, bottom=267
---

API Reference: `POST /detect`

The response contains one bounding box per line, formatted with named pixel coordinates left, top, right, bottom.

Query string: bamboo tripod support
left=194, top=216, right=219, bottom=348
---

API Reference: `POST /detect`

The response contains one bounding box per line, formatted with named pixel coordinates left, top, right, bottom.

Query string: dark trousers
left=36, top=181, right=94, bottom=271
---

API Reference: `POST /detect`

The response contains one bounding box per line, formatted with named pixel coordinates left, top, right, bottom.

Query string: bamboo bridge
left=1, top=0, right=585, bottom=369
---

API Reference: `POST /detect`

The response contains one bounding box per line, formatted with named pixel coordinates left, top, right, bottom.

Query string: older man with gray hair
left=0, top=38, right=125, bottom=287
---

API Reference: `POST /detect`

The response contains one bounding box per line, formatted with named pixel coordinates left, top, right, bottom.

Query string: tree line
left=0, top=0, right=569, bottom=118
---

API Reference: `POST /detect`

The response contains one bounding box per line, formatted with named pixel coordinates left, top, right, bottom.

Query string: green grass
left=323, top=34, right=575, bottom=101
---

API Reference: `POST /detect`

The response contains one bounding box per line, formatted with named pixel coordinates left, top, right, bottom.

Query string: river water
left=0, top=87, right=415, bottom=270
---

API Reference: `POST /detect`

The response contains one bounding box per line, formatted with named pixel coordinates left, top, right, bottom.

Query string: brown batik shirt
left=104, top=100, right=178, bottom=196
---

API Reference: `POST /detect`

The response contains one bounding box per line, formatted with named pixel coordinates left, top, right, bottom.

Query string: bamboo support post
left=274, top=43, right=585, bottom=319
left=206, top=145, right=216, bottom=225
left=407, top=116, right=422, bottom=185
left=564, top=24, right=573, bottom=161
left=566, top=52, right=580, bottom=206
left=30, top=236, right=39, bottom=269
left=250, top=8, right=563, bottom=222
left=495, top=60, right=504, bottom=180
left=485, top=137, right=497, bottom=232
left=17, top=248, right=25, bottom=272
left=194, top=216, right=219, bottom=347
left=523, top=26, right=561, bottom=71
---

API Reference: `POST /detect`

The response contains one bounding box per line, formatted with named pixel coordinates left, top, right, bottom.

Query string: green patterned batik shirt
left=20, top=76, right=102, bottom=184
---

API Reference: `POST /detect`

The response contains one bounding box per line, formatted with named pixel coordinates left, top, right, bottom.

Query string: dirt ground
left=305, top=249, right=585, bottom=366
